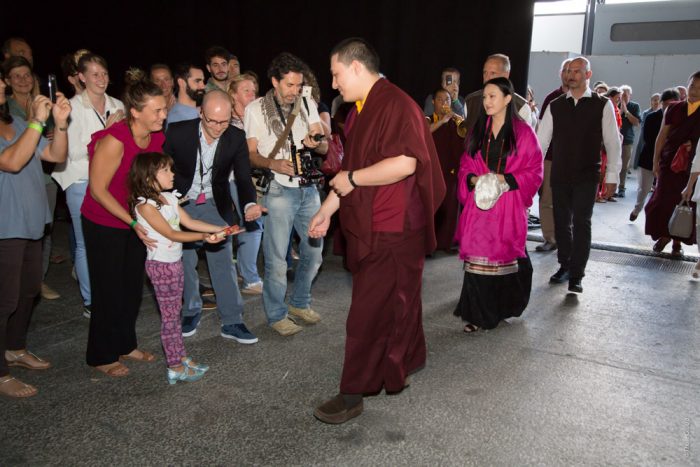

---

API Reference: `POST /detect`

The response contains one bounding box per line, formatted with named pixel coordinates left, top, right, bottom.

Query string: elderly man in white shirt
left=51, top=53, right=124, bottom=318
left=536, top=56, right=621, bottom=294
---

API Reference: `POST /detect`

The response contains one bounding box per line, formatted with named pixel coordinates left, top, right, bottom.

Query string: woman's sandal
left=463, top=323, right=481, bottom=333
left=0, top=375, right=38, bottom=398
left=94, top=362, right=129, bottom=378
left=120, top=349, right=156, bottom=363
left=5, top=350, right=51, bottom=370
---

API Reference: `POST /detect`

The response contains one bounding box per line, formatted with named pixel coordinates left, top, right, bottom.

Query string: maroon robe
left=430, top=118, right=465, bottom=250
left=644, top=102, right=700, bottom=244
left=338, top=78, right=445, bottom=394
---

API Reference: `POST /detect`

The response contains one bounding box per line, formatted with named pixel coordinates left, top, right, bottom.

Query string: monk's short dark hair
left=330, top=37, right=380, bottom=74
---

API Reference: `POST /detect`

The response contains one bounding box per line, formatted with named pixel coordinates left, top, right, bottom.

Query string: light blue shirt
left=186, top=123, right=219, bottom=201
left=0, top=119, right=51, bottom=239
left=167, top=103, right=199, bottom=126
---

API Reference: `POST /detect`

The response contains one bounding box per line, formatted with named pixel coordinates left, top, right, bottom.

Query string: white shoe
left=241, top=281, right=263, bottom=295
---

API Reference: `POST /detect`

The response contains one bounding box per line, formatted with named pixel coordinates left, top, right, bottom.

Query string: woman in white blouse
left=52, top=53, right=125, bottom=317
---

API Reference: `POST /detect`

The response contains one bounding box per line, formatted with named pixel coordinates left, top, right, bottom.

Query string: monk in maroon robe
left=645, top=72, right=700, bottom=254
left=429, top=88, right=466, bottom=251
left=309, top=38, right=445, bottom=424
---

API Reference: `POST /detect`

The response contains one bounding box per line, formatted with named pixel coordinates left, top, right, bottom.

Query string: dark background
left=4, top=0, right=535, bottom=106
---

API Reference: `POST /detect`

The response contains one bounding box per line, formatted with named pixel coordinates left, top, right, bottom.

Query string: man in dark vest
left=461, top=53, right=534, bottom=136
left=537, top=57, right=621, bottom=294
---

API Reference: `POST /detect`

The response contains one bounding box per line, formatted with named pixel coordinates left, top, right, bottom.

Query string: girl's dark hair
left=123, top=68, right=163, bottom=122
left=128, top=152, right=174, bottom=216
left=466, top=77, right=520, bottom=158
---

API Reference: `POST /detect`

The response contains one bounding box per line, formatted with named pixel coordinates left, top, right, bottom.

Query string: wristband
left=129, top=219, right=138, bottom=229
left=348, top=170, right=358, bottom=188
left=27, top=122, right=44, bottom=133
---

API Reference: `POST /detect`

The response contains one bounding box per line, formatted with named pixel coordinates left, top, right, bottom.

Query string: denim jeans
left=229, top=180, right=263, bottom=286
left=66, top=181, right=91, bottom=305
left=262, top=181, right=323, bottom=324
left=181, top=199, right=244, bottom=326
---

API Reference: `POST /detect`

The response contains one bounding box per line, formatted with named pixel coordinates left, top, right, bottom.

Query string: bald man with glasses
left=163, top=90, right=265, bottom=343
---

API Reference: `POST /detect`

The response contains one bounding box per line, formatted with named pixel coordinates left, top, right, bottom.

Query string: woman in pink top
left=81, top=69, right=166, bottom=377
left=454, top=78, right=543, bottom=332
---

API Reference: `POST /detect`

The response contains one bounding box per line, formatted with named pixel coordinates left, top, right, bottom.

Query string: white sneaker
left=241, top=281, right=263, bottom=295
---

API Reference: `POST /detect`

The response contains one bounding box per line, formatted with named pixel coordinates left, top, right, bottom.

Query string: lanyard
left=93, top=109, right=110, bottom=129
left=197, top=129, right=212, bottom=193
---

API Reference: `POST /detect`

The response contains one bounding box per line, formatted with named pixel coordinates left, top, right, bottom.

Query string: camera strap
left=268, top=96, right=301, bottom=159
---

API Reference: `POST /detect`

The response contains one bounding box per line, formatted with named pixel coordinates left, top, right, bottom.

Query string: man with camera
left=244, top=52, right=328, bottom=337
left=164, top=90, right=264, bottom=343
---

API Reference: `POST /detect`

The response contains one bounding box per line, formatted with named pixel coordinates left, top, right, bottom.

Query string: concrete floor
left=2, top=170, right=699, bottom=466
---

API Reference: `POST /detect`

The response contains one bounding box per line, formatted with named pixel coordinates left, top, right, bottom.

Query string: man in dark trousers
left=308, top=37, right=445, bottom=424
left=164, top=90, right=264, bottom=342
left=537, top=57, right=621, bottom=294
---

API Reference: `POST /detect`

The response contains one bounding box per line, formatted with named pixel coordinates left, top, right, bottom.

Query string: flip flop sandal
left=5, top=350, right=51, bottom=370
left=0, top=376, right=37, bottom=398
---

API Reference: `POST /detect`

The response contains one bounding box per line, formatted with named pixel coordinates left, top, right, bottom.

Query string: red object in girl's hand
left=215, top=225, right=245, bottom=239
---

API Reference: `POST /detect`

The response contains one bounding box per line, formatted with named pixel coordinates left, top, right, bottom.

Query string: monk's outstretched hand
left=308, top=211, right=330, bottom=238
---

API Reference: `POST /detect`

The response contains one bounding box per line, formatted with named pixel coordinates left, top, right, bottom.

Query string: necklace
left=128, top=122, right=151, bottom=149
left=484, top=126, right=505, bottom=174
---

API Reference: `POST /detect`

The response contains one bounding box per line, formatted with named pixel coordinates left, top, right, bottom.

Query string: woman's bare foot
left=94, top=362, right=129, bottom=377
left=0, top=375, right=38, bottom=398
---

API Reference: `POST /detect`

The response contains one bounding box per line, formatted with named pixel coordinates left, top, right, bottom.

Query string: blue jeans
left=181, top=199, right=244, bottom=326
left=262, top=181, right=323, bottom=324
left=66, top=181, right=90, bottom=305
left=229, top=180, right=263, bottom=286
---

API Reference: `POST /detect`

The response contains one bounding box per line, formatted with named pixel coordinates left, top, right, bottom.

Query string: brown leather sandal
left=94, top=362, right=130, bottom=378
left=120, top=349, right=156, bottom=363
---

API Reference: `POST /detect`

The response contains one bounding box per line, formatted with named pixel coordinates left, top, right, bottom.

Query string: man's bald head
left=202, top=89, right=232, bottom=113
left=200, top=90, right=233, bottom=140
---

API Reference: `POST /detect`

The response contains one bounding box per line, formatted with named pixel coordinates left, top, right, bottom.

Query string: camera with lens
left=293, top=147, right=325, bottom=186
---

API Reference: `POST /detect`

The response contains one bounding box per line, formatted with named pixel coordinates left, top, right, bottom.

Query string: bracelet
left=57, top=127, right=68, bottom=132
left=348, top=170, right=358, bottom=188
left=129, top=219, right=138, bottom=229
left=27, top=122, right=44, bottom=133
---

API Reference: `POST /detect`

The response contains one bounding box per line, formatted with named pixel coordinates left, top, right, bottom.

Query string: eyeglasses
left=202, top=113, right=230, bottom=127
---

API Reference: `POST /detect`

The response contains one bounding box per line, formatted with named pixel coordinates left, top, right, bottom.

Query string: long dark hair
left=466, top=77, right=520, bottom=158
left=128, top=152, right=173, bottom=216
left=0, top=71, right=11, bottom=124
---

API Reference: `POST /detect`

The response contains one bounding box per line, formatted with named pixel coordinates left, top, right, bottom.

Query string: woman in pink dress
left=454, top=77, right=543, bottom=332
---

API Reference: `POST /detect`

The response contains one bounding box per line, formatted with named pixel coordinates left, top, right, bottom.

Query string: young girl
left=129, top=152, right=228, bottom=384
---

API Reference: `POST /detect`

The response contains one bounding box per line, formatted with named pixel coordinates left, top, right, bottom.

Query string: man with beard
left=204, top=46, right=232, bottom=92
left=167, top=62, right=206, bottom=125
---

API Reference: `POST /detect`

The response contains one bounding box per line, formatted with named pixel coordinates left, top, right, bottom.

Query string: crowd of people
left=1, top=35, right=698, bottom=425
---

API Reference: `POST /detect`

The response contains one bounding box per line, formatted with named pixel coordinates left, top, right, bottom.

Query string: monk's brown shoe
left=313, top=394, right=363, bottom=424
